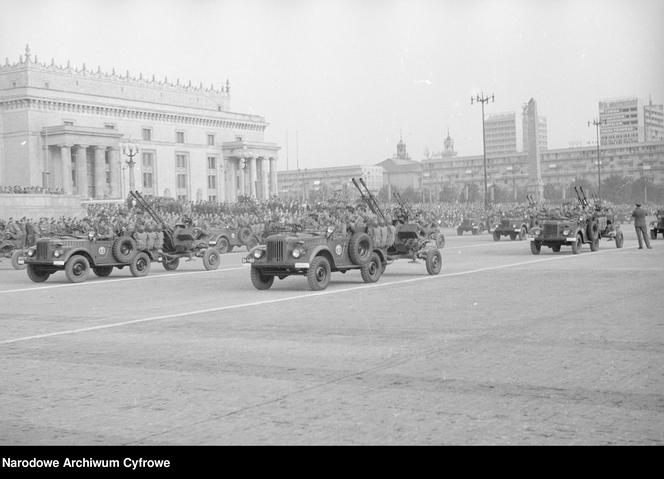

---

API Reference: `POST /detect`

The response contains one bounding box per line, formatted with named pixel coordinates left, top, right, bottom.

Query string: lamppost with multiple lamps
left=588, top=118, right=606, bottom=199
left=471, top=92, right=494, bottom=227
left=120, top=141, right=140, bottom=194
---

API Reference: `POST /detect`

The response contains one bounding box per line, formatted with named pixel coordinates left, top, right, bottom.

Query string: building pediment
left=41, top=124, right=123, bottom=147
left=222, top=139, right=280, bottom=159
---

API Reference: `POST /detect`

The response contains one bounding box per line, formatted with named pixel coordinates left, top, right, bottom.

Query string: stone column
left=261, top=158, right=269, bottom=201
left=60, top=145, right=72, bottom=194
left=249, top=156, right=257, bottom=198
left=269, top=157, right=278, bottom=197
left=94, top=146, right=106, bottom=199
left=109, top=147, right=121, bottom=198
left=217, top=159, right=225, bottom=203
left=74, top=145, right=89, bottom=197
left=238, top=158, right=246, bottom=197
left=226, top=158, right=237, bottom=202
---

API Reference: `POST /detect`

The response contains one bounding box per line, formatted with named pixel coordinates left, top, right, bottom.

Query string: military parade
left=1, top=0, right=664, bottom=457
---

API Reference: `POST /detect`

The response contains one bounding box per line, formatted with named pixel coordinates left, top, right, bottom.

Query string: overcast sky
left=1, top=0, right=663, bottom=169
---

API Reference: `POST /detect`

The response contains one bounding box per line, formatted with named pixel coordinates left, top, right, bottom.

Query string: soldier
left=154, top=225, right=164, bottom=250
left=632, top=203, right=652, bottom=249
left=146, top=223, right=156, bottom=250
left=133, top=223, right=148, bottom=250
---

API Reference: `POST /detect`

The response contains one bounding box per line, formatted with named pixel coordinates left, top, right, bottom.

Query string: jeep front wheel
left=590, top=236, right=600, bottom=252
left=65, top=255, right=90, bottom=283
left=519, top=226, right=527, bottom=240
left=615, top=231, right=624, bottom=248
left=307, top=256, right=331, bottom=291
left=571, top=234, right=582, bottom=254
left=493, top=231, right=501, bottom=241
left=27, top=264, right=50, bottom=283
left=425, top=249, right=442, bottom=275
left=530, top=241, right=541, bottom=255
left=250, top=267, right=274, bottom=290
left=360, top=252, right=383, bottom=283
left=202, top=248, right=220, bottom=270
left=130, top=252, right=151, bottom=277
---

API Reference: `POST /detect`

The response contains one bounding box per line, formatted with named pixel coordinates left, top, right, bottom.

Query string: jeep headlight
left=562, top=229, right=570, bottom=236
left=327, top=226, right=334, bottom=235
left=253, top=249, right=265, bottom=259
left=292, top=247, right=303, bottom=258
left=53, top=250, right=61, bottom=258
left=27, top=248, right=35, bottom=257
left=532, top=230, right=541, bottom=236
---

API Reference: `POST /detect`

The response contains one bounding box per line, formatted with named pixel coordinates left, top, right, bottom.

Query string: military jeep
left=491, top=216, right=529, bottom=241
left=650, top=209, right=664, bottom=240
left=208, top=225, right=258, bottom=253
left=457, top=217, right=484, bottom=236
left=528, top=215, right=599, bottom=254
left=22, top=232, right=160, bottom=283
left=244, top=225, right=386, bottom=291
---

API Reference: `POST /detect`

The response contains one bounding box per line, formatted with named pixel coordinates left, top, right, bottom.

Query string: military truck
left=22, top=231, right=159, bottom=283
left=130, top=191, right=221, bottom=271
left=457, top=217, right=484, bottom=236
left=244, top=178, right=442, bottom=291
left=650, top=209, right=664, bottom=239
left=491, top=216, right=529, bottom=241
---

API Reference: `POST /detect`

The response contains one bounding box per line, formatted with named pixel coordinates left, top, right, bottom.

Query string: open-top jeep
left=244, top=178, right=442, bottom=291
left=22, top=231, right=159, bottom=283
left=207, top=226, right=255, bottom=253
left=650, top=209, right=664, bottom=240
left=130, top=191, right=221, bottom=271
left=457, top=217, right=484, bottom=236
left=491, top=216, right=529, bottom=241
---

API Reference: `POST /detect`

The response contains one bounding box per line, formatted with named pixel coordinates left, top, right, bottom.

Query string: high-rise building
left=599, top=96, right=664, bottom=145
left=484, top=112, right=517, bottom=157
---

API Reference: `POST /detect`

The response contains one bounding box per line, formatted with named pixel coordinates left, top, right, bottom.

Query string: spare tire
left=348, top=232, right=373, bottom=265
left=239, top=227, right=253, bottom=244
left=112, top=236, right=138, bottom=263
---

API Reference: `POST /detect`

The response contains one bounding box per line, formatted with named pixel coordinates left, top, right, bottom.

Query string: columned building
left=0, top=45, right=279, bottom=202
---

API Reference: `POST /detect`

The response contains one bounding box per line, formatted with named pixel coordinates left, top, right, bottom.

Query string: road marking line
left=0, top=266, right=246, bottom=295
left=0, top=245, right=635, bottom=346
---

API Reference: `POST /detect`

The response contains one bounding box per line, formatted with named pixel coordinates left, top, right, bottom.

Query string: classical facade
left=0, top=46, right=279, bottom=202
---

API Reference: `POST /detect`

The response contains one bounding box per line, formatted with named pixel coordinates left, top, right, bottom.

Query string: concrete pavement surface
left=1, top=227, right=662, bottom=444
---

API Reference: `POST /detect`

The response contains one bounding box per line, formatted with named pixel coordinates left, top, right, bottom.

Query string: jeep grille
left=36, top=240, right=49, bottom=259
left=267, top=239, right=285, bottom=261
left=500, top=219, right=510, bottom=228
left=543, top=224, right=558, bottom=239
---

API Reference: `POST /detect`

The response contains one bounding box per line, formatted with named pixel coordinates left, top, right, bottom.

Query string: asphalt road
left=1, top=227, right=662, bottom=445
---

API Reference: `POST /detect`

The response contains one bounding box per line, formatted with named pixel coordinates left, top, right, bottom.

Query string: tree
left=601, top=175, right=630, bottom=203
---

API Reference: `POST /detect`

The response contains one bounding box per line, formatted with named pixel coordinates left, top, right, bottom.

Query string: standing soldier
left=632, top=203, right=652, bottom=249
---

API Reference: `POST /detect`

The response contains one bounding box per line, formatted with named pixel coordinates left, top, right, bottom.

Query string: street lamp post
left=588, top=118, right=606, bottom=199
left=471, top=92, right=494, bottom=225
left=120, top=142, right=140, bottom=194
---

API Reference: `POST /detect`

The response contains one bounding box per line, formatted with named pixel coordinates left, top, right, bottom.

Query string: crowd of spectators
left=1, top=185, right=65, bottom=194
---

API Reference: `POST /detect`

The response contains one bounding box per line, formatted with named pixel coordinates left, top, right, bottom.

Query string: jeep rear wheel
left=216, top=236, right=230, bottom=254
left=203, top=248, right=220, bottom=270
left=307, top=256, right=331, bottom=291
left=162, top=258, right=180, bottom=271
left=530, top=241, right=541, bottom=255
left=348, top=232, right=373, bottom=265
left=11, top=249, right=26, bottom=270
left=65, top=255, right=90, bottom=283
left=360, top=252, right=383, bottom=283
left=250, top=267, right=274, bottom=290
left=27, top=264, right=50, bottom=283
left=93, top=266, right=113, bottom=277
left=425, top=249, right=442, bottom=275
left=130, top=252, right=151, bottom=277
left=571, top=234, right=582, bottom=254
left=493, top=231, right=501, bottom=241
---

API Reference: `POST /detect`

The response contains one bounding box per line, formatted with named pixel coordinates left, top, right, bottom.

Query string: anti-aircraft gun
left=353, top=178, right=442, bottom=275
left=575, top=186, right=624, bottom=249
left=393, top=190, right=445, bottom=248
left=129, top=190, right=221, bottom=270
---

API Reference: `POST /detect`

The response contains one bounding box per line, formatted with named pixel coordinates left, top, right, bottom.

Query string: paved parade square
left=1, top=228, right=661, bottom=445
